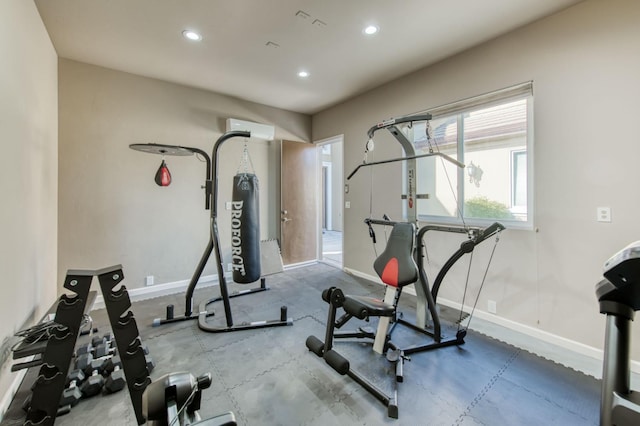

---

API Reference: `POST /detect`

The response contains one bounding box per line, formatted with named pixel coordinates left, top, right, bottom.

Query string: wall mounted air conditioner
left=226, top=118, right=275, bottom=140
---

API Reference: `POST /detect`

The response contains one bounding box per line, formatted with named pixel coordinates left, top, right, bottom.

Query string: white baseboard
left=343, top=267, right=640, bottom=381
left=92, top=273, right=218, bottom=310
left=343, top=267, right=382, bottom=286
left=92, top=261, right=314, bottom=310
left=283, top=260, right=318, bottom=270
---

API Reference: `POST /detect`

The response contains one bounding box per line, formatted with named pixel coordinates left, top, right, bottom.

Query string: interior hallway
left=322, top=230, right=342, bottom=267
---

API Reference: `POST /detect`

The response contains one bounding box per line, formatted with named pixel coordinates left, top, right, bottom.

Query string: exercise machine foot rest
left=395, top=355, right=405, bottom=383
left=305, top=335, right=325, bottom=357
left=388, top=403, right=399, bottom=419
left=310, top=346, right=400, bottom=418
left=324, top=349, right=350, bottom=375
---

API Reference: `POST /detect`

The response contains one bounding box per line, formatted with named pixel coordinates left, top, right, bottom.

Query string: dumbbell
left=102, top=355, right=122, bottom=377
left=97, top=343, right=116, bottom=357
left=75, top=333, right=114, bottom=357
left=75, top=353, right=94, bottom=373
left=75, top=343, right=95, bottom=357
left=80, top=370, right=105, bottom=397
left=66, top=369, right=85, bottom=386
left=93, top=335, right=117, bottom=362
left=77, top=351, right=117, bottom=376
left=91, top=332, right=111, bottom=348
left=79, top=326, right=99, bottom=337
left=104, top=366, right=126, bottom=393
left=84, top=356, right=115, bottom=376
left=94, top=341, right=117, bottom=358
left=58, top=369, right=86, bottom=408
left=145, top=355, right=155, bottom=373
left=60, top=379, right=83, bottom=407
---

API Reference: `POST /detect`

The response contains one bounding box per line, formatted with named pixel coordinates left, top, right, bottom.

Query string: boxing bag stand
left=130, top=130, right=292, bottom=332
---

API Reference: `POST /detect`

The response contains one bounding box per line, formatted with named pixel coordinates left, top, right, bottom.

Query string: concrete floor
left=3, top=263, right=600, bottom=425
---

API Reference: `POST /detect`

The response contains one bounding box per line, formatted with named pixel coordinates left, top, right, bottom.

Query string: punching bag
left=154, top=160, right=171, bottom=187
left=231, top=173, right=261, bottom=283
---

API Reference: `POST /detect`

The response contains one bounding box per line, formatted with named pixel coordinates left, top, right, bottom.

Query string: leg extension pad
left=324, top=350, right=349, bottom=375
left=305, top=335, right=325, bottom=357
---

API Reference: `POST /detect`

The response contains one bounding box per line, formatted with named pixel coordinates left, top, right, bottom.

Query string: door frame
left=315, top=135, right=344, bottom=266
left=322, top=161, right=332, bottom=230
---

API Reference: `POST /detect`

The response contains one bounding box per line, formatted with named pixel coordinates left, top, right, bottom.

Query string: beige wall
left=313, top=0, right=640, bottom=359
left=0, top=0, right=58, bottom=405
left=58, top=59, right=311, bottom=293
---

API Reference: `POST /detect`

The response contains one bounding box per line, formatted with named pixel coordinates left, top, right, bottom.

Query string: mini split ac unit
left=226, top=118, right=275, bottom=140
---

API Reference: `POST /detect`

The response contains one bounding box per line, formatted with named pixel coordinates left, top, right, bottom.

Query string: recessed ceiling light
left=298, top=71, right=309, bottom=78
left=182, top=30, right=202, bottom=41
left=364, top=25, right=379, bottom=35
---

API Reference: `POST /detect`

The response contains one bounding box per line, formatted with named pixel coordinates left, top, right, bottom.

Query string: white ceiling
left=35, top=0, right=583, bottom=115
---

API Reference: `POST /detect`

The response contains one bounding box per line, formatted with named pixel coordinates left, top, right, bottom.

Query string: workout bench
left=306, top=222, right=418, bottom=418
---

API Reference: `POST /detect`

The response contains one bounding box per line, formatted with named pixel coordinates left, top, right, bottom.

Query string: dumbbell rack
left=23, top=269, right=94, bottom=425
left=24, top=265, right=151, bottom=425
left=95, top=265, right=150, bottom=425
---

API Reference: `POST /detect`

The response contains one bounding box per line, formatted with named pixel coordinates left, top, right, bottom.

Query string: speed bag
left=154, top=160, right=171, bottom=187
left=231, top=173, right=261, bottom=283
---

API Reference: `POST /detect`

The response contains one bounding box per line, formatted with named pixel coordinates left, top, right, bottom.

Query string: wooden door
left=281, top=140, right=318, bottom=265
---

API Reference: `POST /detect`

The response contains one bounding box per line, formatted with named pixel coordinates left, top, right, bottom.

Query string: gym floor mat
left=2, top=263, right=599, bottom=425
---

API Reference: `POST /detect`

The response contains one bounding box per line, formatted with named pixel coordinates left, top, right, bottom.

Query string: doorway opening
left=316, top=136, right=344, bottom=268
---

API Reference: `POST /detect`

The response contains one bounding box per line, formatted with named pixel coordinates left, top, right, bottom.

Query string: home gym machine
left=351, top=113, right=504, bottom=348
left=130, top=131, right=292, bottom=332
left=597, top=241, right=640, bottom=426
left=306, top=114, right=504, bottom=418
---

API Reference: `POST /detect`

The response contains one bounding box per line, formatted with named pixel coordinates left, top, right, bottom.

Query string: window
left=511, top=150, right=527, bottom=215
left=405, top=82, right=533, bottom=228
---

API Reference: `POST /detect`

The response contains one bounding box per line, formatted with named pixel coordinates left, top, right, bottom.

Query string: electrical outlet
left=488, top=300, right=497, bottom=314
left=597, top=206, right=611, bottom=223
left=227, top=263, right=233, bottom=272
left=145, top=275, right=154, bottom=286
left=225, top=201, right=232, bottom=210
left=345, top=201, right=351, bottom=208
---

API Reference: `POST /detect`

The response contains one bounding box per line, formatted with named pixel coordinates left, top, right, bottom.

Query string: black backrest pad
left=373, top=222, right=418, bottom=287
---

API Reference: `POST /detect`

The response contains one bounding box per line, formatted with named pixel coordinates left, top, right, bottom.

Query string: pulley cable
left=457, top=250, right=475, bottom=330
left=458, top=232, right=501, bottom=333
left=425, top=120, right=468, bottom=232
left=368, top=148, right=378, bottom=257
left=465, top=232, right=500, bottom=329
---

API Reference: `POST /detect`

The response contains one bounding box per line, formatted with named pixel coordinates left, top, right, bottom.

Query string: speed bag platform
left=231, top=173, right=261, bottom=283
